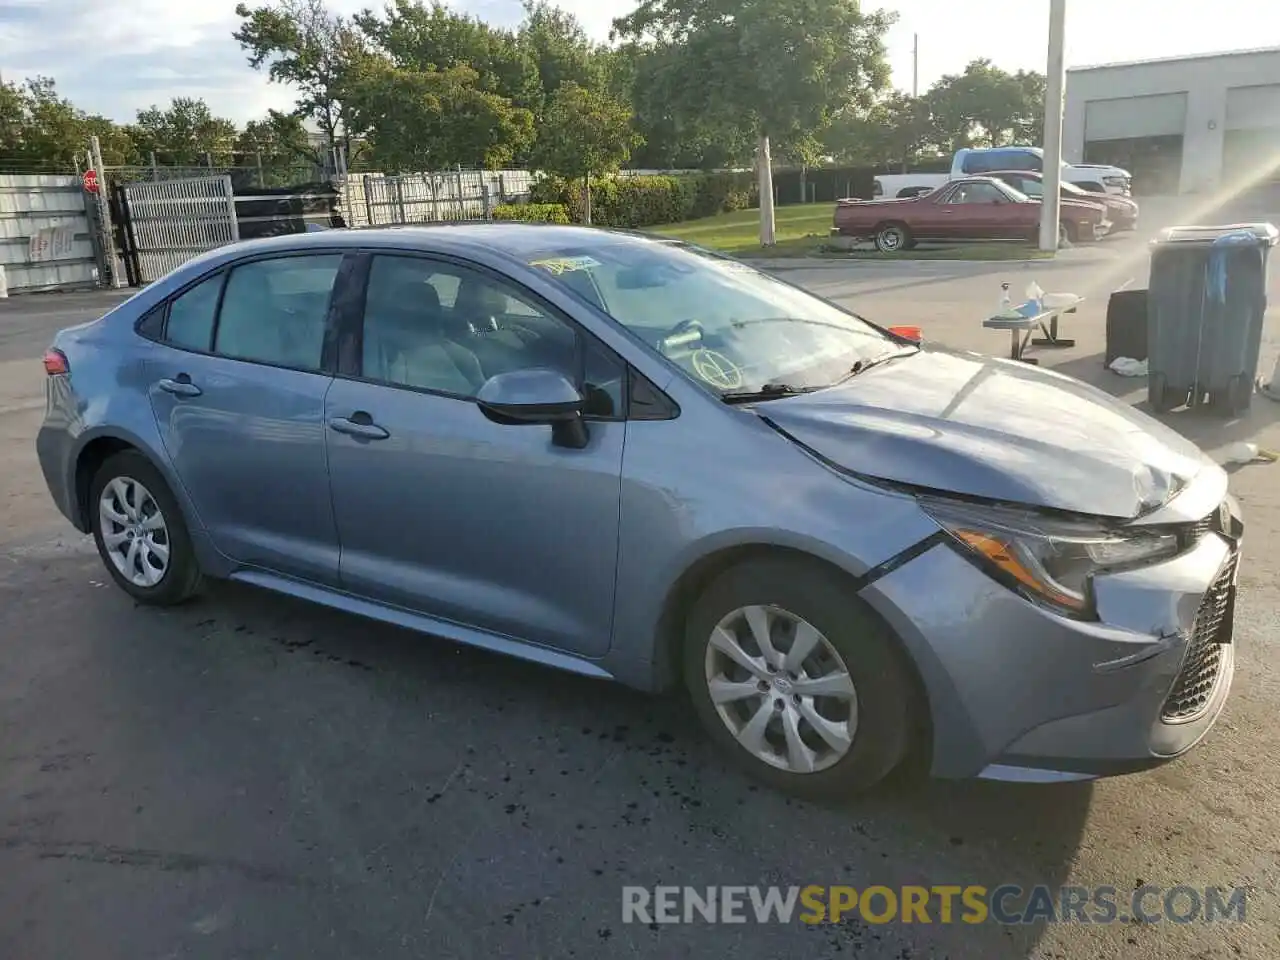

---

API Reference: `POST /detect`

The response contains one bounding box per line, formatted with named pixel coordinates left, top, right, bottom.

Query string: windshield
left=524, top=239, right=903, bottom=395
left=994, top=181, right=1031, bottom=202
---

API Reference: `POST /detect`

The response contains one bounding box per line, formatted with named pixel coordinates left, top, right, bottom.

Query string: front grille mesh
left=1161, top=554, right=1236, bottom=722
left=1187, top=516, right=1214, bottom=542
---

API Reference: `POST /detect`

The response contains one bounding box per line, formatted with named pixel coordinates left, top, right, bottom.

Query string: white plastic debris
left=1041, top=291, right=1081, bottom=308
left=1108, top=356, right=1148, bottom=377
left=1219, top=442, right=1279, bottom=465
left=1259, top=354, right=1280, bottom=402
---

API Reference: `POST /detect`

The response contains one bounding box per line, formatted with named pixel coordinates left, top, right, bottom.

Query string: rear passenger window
left=213, top=255, right=342, bottom=371
left=165, top=273, right=222, bottom=351
left=1013, top=151, right=1042, bottom=172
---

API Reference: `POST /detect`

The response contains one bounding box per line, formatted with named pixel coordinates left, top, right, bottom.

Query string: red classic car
left=833, top=177, right=1110, bottom=252
left=985, top=169, right=1139, bottom=233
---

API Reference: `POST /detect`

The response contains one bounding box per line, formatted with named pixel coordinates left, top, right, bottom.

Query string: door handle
left=328, top=415, right=390, bottom=441
left=157, top=376, right=202, bottom=398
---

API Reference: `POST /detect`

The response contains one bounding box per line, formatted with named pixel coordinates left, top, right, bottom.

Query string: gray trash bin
left=1147, top=222, right=1277, bottom=415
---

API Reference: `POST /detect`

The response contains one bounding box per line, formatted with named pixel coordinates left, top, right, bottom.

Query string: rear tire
left=90, top=451, right=203, bottom=606
left=874, top=223, right=911, bottom=253
left=682, top=557, right=917, bottom=799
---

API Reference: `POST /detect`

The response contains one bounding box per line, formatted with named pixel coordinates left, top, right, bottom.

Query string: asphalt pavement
left=2, top=248, right=1279, bottom=959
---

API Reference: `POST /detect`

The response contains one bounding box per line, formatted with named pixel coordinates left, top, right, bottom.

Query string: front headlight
left=920, top=498, right=1180, bottom=619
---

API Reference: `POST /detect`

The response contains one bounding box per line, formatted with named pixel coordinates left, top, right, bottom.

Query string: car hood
left=1052, top=197, right=1108, bottom=215
left=760, top=348, right=1211, bottom=519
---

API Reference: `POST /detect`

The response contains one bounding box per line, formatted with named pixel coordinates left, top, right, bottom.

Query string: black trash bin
left=1147, top=223, right=1278, bottom=415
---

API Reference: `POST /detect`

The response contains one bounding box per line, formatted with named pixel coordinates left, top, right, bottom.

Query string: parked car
left=836, top=177, right=1110, bottom=252
left=986, top=170, right=1140, bottom=233
left=37, top=225, right=1240, bottom=798
left=873, top=146, right=1133, bottom=200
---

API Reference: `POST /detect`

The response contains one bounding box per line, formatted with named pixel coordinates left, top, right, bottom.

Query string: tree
left=345, top=59, right=534, bottom=172
left=236, top=109, right=321, bottom=183
left=618, top=42, right=754, bottom=169
left=234, top=0, right=364, bottom=158
left=824, top=93, right=936, bottom=170
left=531, top=81, right=641, bottom=223
left=519, top=1, right=606, bottom=101
left=614, top=0, right=894, bottom=244
left=131, top=98, right=239, bottom=166
left=925, top=59, right=1045, bottom=152
left=355, top=0, right=541, bottom=111
left=0, top=76, right=135, bottom=169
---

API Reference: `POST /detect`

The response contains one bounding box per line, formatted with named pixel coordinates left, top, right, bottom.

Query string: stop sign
left=82, top=169, right=99, bottom=194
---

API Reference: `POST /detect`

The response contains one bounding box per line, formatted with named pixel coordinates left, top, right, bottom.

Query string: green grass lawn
left=652, top=204, right=833, bottom=256
left=650, top=203, right=1054, bottom=260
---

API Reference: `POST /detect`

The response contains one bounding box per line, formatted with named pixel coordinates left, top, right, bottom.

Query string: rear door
left=144, top=252, right=352, bottom=585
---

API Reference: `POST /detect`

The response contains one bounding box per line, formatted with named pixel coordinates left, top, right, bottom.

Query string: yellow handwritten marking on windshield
left=691, top=349, right=743, bottom=389
left=529, top=256, right=601, bottom=275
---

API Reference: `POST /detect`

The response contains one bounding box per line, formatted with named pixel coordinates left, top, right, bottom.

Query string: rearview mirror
left=476, top=369, right=588, bottom=448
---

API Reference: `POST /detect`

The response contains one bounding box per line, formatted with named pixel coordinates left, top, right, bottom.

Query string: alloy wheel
left=98, top=476, right=171, bottom=588
left=878, top=227, right=903, bottom=251
left=703, top=604, right=859, bottom=774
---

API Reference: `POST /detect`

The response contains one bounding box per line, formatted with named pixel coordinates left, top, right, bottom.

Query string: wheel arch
left=873, top=219, right=910, bottom=235
left=71, top=430, right=188, bottom=534
left=650, top=541, right=935, bottom=764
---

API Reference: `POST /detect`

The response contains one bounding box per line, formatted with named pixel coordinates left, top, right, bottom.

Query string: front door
left=145, top=253, right=347, bottom=585
left=324, top=253, right=627, bottom=658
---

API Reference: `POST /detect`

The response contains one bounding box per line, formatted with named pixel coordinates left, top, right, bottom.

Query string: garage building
left=1063, top=46, right=1280, bottom=195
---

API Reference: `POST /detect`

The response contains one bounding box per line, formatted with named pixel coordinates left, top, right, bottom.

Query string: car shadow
left=1044, top=351, right=1280, bottom=454
left=112, top=576, right=1093, bottom=957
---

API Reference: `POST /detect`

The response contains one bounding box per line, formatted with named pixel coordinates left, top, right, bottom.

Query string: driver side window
left=947, top=183, right=1005, bottom=204
left=359, top=255, right=625, bottom=416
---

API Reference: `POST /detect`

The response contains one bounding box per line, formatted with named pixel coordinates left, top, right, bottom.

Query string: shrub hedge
left=492, top=202, right=571, bottom=224
left=527, top=171, right=758, bottom=228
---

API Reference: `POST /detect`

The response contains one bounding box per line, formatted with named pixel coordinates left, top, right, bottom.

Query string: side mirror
left=476, top=369, right=589, bottom=448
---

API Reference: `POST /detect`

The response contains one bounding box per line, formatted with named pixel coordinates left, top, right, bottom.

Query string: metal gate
left=116, top=175, right=239, bottom=284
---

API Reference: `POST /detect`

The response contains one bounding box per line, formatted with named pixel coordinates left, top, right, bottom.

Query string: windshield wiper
left=720, top=382, right=817, bottom=404
left=729, top=316, right=878, bottom=338
left=834, top=347, right=917, bottom=384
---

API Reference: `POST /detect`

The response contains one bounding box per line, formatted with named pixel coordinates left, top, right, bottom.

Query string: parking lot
left=3, top=214, right=1280, bottom=958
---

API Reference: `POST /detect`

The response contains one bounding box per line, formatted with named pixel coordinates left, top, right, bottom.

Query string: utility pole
left=1039, top=0, right=1067, bottom=252
left=912, top=34, right=919, bottom=97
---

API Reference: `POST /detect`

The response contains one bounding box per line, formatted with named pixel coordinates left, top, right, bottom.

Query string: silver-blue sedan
left=36, top=224, right=1240, bottom=797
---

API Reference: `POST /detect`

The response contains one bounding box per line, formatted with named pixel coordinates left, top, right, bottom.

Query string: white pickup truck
left=874, top=147, right=1131, bottom=200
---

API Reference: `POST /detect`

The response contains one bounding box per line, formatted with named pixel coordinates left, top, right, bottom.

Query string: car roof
left=206, top=223, right=679, bottom=261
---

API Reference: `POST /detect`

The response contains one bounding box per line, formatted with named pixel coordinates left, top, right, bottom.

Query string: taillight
left=43, top=348, right=69, bottom=376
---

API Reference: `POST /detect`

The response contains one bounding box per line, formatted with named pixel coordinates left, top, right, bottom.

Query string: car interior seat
left=365, top=261, right=484, bottom=394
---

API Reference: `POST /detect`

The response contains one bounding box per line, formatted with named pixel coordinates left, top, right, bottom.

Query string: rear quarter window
left=164, top=272, right=224, bottom=352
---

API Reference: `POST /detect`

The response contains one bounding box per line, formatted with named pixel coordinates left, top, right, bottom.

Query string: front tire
left=90, top=451, right=203, bottom=606
left=683, top=557, right=917, bottom=799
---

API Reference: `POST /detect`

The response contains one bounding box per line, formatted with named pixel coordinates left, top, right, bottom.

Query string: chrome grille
left=1161, top=554, right=1236, bottom=722
left=1187, top=516, right=1214, bottom=542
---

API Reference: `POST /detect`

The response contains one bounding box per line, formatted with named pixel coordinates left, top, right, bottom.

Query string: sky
left=1, top=0, right=1278, bottom=125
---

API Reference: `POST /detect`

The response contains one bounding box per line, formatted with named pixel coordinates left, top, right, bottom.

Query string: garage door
left=1224, top=84, right=1280, bottom=183
left=1085, top=93, right=1187, bottom=141
left=1085, top=94, right=1188, bottom=195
